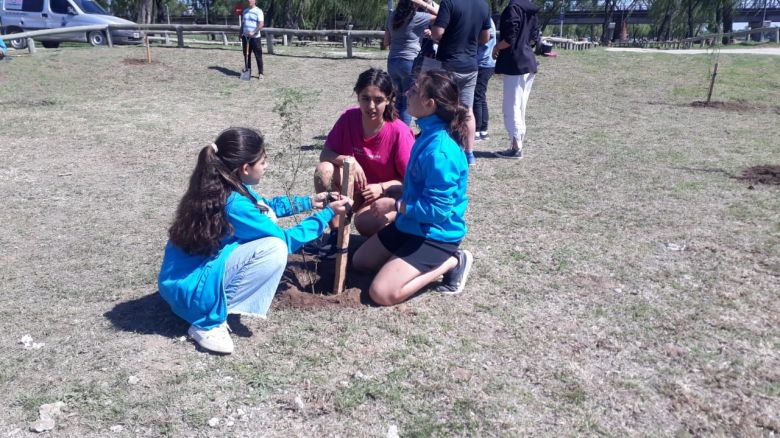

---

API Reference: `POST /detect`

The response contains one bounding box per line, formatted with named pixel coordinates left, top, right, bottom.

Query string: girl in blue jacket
left=353, top=70, right=472, bottom=306
left=158, top=128, right=351, bottom=354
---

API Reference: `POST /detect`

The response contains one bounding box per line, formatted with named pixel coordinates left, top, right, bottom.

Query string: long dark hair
left=353, top=68, right=398, bottom=122
left=168, top=127, right=266, bottom=256
left=416, top=70, right=470, bottom=147
left=392, top=0, right=416, bottom=30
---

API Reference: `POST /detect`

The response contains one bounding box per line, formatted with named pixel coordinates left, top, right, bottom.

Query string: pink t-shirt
left=325, top=107, right=414, bottom=184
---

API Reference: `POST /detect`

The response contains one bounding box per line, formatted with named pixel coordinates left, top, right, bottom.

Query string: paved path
left=606, top=47, right=780, bottom=56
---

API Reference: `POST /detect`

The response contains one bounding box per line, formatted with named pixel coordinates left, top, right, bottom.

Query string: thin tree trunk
left=601, top=0, right=616, bottom=45
left=722, top=1, right=734, bottom=44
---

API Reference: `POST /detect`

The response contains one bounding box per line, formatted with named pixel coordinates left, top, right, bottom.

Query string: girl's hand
left=352, top=161, right=368, bottom=190
left=311, top=191, right=339, bottom=209
left=423, top=28, right=432, bottom=38
left=361, top=183, right=383, bottom=203
left=492, top=47, right=500, bottom=60
left=327, top=196, right=353, bottom=216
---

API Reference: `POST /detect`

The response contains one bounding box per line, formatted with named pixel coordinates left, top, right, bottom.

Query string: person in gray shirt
left=384, top=0, right=435, bottom=125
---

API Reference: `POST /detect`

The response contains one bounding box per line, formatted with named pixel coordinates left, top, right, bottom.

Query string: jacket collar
left=416, top=114, right=447, bottom=134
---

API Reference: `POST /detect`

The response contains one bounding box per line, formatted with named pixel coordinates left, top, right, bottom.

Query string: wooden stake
left=706, top=61, right=718, bottom=104
left=145, top=35, right=151, bottom=64
left=333, top=157, right=355, bottom=294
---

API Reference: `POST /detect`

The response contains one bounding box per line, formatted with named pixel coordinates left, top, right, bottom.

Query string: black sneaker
left=317, top=229, right=339, bottom=259
left=494, top=148, right=523, bottom=159
left=436, top=249, right=473, bottom=295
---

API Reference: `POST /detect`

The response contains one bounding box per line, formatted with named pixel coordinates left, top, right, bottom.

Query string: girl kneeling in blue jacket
left=354, top=70, right=472, bottom=306
left=158, top=128, right=351, bottom=354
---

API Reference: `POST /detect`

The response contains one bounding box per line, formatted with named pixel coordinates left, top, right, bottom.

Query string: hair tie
left=210, top=142, right=218, bottom=153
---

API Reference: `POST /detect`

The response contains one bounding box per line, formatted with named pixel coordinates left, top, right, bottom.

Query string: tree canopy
left=104, top=0, right=763, bottom=42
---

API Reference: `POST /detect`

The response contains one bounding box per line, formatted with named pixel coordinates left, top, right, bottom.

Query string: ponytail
left=168, top=128, right=266, bottom=256
left=392, top=0, right=416, bottom=30
left=443, top=105, right=471, bottom=148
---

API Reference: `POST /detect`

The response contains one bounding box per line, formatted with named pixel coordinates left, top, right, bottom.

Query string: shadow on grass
left=104, top=292, right=187, bottom=338
left=208, top=65, right=241, bottom=77
left=104, top=292, right=256, bottom=339
left=473, top=150, right=501, bottom=160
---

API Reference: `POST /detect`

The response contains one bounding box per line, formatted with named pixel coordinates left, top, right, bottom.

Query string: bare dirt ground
left=0, top=45, right=778, bottom=436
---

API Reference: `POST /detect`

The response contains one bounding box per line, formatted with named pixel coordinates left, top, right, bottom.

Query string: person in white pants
left=501, top=72, right=535, bottom=152
left=492, top=0, right=540, bottom=159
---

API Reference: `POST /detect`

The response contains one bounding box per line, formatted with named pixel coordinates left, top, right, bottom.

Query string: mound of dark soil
left=736, top=165, right=780, bottom=185
left=272, top=239, right=375, bottom=310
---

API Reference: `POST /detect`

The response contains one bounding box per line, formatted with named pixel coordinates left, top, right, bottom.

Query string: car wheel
left=88, top=31, right=106, bottom=46
left=7, top=27, right=27, bottom=49
left=42, top=41, right=60, bottom=49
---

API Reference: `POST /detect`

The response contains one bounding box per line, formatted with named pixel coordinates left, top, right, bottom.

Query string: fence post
left=265, top=30, right=274, bottom=55
left=164, top=30, right=170, bottom=45
left=176, top=25, right=184, bottom=48
left=346, top=24, right=353, bottom=59
left=222, top=32, right=228, bottom=46
left=27, top=38, right=35, bottom=54
left=775, top=29, right=779, bottom=44
left=282, top=34, right=288, bottom=46
left=106, top=27, right=113, bottom=47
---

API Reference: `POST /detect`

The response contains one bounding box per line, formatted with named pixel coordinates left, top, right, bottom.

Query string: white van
left=0, top=0, right=142, bottom=49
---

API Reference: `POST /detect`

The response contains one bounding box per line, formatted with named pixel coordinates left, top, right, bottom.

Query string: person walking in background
left=384, top=0, right=436, bottom=126
left=425, top=0, right=491, bottom=166
left=474, top=17, right=497, bottom=143
left=241, top=0, right=265, bottom=79
left=492, top=0, right=539, bottom=159
left=158, top=128, right=351, bottom=354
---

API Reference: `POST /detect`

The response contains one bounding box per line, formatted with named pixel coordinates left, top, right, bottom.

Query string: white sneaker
left=188, top=322, right=234, bottom=354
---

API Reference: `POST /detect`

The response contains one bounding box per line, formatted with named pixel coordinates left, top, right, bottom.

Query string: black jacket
left=495, top=0, right=539, bottom=76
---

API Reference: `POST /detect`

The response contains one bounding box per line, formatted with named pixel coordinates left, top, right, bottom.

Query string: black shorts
left=377, top=222, right=459, bottom=273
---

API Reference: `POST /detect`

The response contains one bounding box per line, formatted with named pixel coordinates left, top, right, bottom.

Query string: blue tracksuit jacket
left=395, top=114, right=468, bottom=243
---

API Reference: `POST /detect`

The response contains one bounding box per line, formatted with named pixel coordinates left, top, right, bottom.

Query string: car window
left=5, top=0, right=24, bottom=11
left=50, top=0, right=70, bottom=14
left=72, top=0, right=107, bottom=14
left=22, top=0, right=43, bottom=12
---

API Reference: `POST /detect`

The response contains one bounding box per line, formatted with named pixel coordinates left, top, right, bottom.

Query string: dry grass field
left=0, top=43, right=778, bottom=436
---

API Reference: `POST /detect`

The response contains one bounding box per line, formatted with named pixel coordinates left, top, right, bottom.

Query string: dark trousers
left=474, top=67, right=495, bottom=132
left=242, top=36, right=264, bottom=75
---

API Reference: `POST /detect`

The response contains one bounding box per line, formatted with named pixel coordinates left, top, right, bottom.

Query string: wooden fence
left=544, top=36, right=598, bottom=50
left=0, top=24, right=384, bottom=58
left=611, top=26, right=779, bottom=49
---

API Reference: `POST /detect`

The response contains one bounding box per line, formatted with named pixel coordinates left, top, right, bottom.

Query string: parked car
left=0, top=0, right=143, bottom=49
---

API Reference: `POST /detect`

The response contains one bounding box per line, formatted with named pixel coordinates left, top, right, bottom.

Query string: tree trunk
left=686, top=0, right=693, bottom=37
left=656, top=2, right=673, bottom=41
left=722, top=1, right=734, bottom=44
left=601, top=0, right=616, bottom=45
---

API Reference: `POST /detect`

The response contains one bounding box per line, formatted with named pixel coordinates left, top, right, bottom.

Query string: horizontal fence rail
left=1, top=23, right=384, bottom=57
left=611, top=26, right=780, bottom=49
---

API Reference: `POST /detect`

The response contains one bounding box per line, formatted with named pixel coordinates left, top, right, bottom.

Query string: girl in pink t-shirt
left=314, top=68, right=415, bottom=256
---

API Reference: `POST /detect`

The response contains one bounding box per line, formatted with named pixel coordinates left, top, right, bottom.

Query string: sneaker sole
left=188, top=325, right=234, bottom=354
left=439, top=249, right=473, bottom=295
